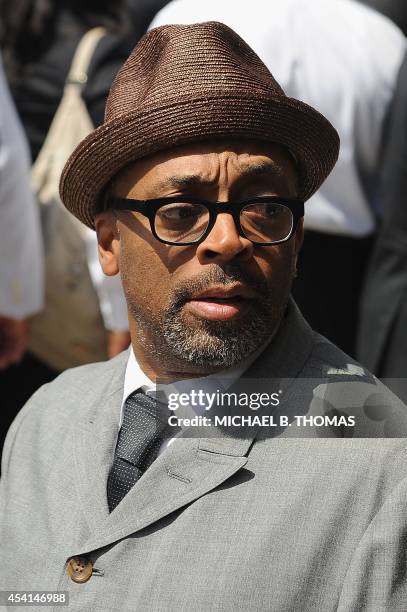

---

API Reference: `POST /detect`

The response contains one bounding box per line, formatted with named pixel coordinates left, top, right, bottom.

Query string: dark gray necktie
left=107, top=390, right=176, bottom=512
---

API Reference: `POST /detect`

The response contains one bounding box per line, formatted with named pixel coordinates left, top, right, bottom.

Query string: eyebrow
left=155, top=161, right=285, bottom=192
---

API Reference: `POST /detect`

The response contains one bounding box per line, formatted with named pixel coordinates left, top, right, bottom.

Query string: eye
left=158, top=203, right=201, bottom=220
left=240, top=202, right=293, bottom=242
left=154, top=201, right=210, bottom=243
left=243, top=203, right=283, bottom=219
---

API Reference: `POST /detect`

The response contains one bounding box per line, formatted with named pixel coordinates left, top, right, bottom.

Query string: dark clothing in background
left=10, top=1, right=172, bottom=160
left=10, top=10, right=136, bottom=161
left=126, top=0, right=171, bottom=41
left=357, top=52, right=407, bottom=400
left=293, top=230, right=374, bottom=359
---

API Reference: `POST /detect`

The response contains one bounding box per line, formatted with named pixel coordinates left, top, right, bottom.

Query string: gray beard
left=127, top=265, right=290, bottom=370
left=161, top=298, right=283, bottom=369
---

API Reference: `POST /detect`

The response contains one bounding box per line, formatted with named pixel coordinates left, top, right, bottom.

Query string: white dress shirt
left=150, top=0, right=406, bottom=237
left=85, top=230, right=129, bottom=331
left=0, top=57, right=44, bottom=318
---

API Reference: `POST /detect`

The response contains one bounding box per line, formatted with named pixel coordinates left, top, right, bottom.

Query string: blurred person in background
left=1, top=0, right=130, bottom=159
left=151, top=0, right=406, bottom=358
left=0, top=0, right=133, bottom=346
left=357, top=0, right=407, bottom=401
left=0, top=55, right=44, bottom=450
left=125, top=0, right=172, bottom=39
left=0, top=0, right=171, bottom=160
left=0, top=0, right=137, bottom=434
left=358, top=0, right=407, bottom=34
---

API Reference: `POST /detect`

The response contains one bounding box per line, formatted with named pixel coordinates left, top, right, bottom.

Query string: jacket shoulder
left=306, top=331, right=368, bottom=375
left=301, top=331, right=407, bottom=436
left=27, top=348, right=127, bottom=412
left=1, top=351, right=128, bottom=475
left=41, top=349, right=127, bottom=399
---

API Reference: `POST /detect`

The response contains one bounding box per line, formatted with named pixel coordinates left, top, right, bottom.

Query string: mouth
left=184, top=284, right=257, bottom=321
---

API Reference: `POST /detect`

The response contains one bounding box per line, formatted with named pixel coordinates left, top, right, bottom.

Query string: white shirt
left=0, top=57, right=44, bottom=318
left=120, top=328, right=278, bottom=456
left=85, top=230, right=129, bottom=331
left=150, top=0, right=406, bottom=237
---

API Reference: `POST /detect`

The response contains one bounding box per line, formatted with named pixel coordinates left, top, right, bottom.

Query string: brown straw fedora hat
left=60, top=21, right=340, bottom=229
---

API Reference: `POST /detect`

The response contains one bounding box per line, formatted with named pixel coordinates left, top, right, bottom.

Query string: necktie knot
left=116, top=391, right=171, bottom=467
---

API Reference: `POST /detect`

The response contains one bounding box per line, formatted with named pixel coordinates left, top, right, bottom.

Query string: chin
left=162, top=321, right=266, bottom=370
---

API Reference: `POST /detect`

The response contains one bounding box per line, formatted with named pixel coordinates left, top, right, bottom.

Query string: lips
left=190, top=284, right=257, bottom=301
left=185, top=284, right=256, bottom=321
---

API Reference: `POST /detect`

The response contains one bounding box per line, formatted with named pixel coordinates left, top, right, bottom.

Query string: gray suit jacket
left=2, top=301, right=407, bottom=611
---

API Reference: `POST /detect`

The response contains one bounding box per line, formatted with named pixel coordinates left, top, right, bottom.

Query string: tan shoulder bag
left=29, top=27, right=109, bottom=371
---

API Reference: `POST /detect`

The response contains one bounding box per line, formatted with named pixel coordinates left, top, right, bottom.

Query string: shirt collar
left=122, top=348, right=156, bottom=407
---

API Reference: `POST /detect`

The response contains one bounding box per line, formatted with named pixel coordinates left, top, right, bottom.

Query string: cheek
left=119, top=235, right=173, bottom=310
left=255, top=243, right=295, bottom=288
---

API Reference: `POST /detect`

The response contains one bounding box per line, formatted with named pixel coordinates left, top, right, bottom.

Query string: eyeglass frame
left=103, top=194, right=305, bottom=246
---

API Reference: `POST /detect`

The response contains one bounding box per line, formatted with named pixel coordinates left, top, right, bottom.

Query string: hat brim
left=60, top=95, right=339, bottom=229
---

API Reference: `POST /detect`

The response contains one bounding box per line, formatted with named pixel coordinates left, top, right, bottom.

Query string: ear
left=94, top=211, right=120, bottom=276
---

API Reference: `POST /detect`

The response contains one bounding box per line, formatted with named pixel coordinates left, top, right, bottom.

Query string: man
left=0, top=55, right=43, bottom=371
left=1, top=22, right=407, bottom=611
left=357, top=51, right=407, bottom=400
left=150, top=0, right=406, bottom=357
left=0, top=54, right=44, bottom=451
left=356, top=0, right=407, bottom=400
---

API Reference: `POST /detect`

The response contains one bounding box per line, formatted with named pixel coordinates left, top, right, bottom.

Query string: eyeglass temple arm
left=103, top=195, right=149, bottom=213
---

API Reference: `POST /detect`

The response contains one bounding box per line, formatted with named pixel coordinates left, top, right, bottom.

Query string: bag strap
left=65, top=27, right=107, bottom=89
left=31, top=26, right=107, bottom=189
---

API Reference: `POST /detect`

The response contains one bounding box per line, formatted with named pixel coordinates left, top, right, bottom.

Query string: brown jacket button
left=67, top=556, right=93, bottom=583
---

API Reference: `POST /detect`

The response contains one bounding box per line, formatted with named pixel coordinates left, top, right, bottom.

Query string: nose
left=195, top=212, right=254, bottom=265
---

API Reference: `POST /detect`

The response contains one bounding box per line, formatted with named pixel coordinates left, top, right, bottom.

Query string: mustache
left=169, top=264, right=269, bottom=307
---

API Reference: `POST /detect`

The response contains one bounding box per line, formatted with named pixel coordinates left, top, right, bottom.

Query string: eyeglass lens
left=154, top=201, right=294, bottom=244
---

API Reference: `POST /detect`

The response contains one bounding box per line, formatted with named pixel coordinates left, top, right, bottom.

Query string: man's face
left=96, top=139, right=303, bottom=376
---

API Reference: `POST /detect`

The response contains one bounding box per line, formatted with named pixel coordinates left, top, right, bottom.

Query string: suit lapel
left=72, top=432, right=251, bottom=555
left=69, top=297, right=314, bottom=556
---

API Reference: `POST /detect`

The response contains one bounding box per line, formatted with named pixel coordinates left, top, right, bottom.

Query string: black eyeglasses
left=104, top=195, right=304, bottom=246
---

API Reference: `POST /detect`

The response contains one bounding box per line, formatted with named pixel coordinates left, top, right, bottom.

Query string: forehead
left=111, top=139, right=298, bottom=196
